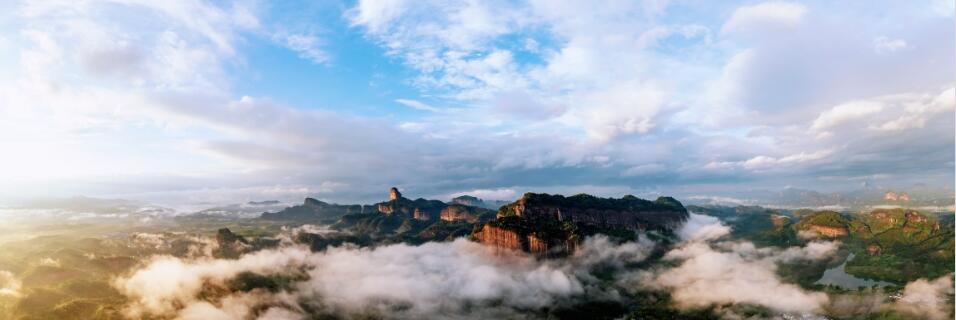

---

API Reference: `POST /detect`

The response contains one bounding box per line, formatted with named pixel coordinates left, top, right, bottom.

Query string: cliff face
left=441, top=205, right=478, bottom=223
left=474, top=225, right=523, bottom=251
left=475, top=193, right=689, bottom=256
left=473, top=224, right=577, bottom=257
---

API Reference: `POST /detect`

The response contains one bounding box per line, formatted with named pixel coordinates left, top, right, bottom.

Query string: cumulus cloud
left=678, top=213, right=731, bottom=242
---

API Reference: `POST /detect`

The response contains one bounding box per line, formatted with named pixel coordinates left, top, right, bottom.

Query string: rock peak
left=389, top=187, right=402, bottom=201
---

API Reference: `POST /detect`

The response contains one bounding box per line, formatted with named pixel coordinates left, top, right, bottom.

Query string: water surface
left=814, top=253, right=894, bottom=289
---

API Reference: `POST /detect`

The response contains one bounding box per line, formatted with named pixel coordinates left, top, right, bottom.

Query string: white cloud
left=722, top=1, right=807, bottom=34
left=811, top=101, right=885, bottom=132
left=678, top=213, right=731, bottom=242
left=628, top=211, right=839, bottom=314
left=875, top=87, right=955, bottom=131
left=741, top=149, right=833, bottom=169
left=579, top=81, right=668, bottom=141
left=274, top=33, right=329, bottom=64
left=649, top=241, right=830, bottom=313
left=395, top=98, right=440, bottom=112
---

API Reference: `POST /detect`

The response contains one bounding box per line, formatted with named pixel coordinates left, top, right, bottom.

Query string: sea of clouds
left=111, top=215, right=953, bottom=319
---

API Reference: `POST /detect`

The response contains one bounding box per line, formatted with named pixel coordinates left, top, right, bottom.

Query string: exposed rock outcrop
left=474, top=225, right=523, bottom=252
left=794, top=211, right=850, bottom=238
left=475, top=193, right=689, bottom=256
left=806, top=225, right=849, bottom=237
left=413, top=208, right=431, bottom=221
left=473, top=216, right=579, bottom=257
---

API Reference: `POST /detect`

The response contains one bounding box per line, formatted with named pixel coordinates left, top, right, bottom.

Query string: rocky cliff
left=473, top=216, right=579, bottom=257
left=475, top=193, right=689, bottom=256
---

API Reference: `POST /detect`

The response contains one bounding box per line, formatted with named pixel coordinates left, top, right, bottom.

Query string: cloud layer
left=110, top=214, right=915, bottom=319
left=115, top=236, right=655, bottom=319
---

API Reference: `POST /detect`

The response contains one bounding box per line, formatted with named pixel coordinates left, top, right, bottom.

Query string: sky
left=0, top=0, right=952, bottom=206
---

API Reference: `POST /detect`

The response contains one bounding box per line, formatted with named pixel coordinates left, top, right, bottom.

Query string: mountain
left=439, top=204, right=495, bottom=223
left=191, top=200, right=289, bottom=218
left=450, top=195, right=509, bottom=210
left=12, top=196, right=174, bottom=216
left=473, top=193, right=690, bottom=256
left=695, top=204, right=955, bottom=284
left=687, top=186, right=956, bottom=210
left=260, top=198, right=374, bottom=221
left=842, top=209, right=954, bottom=282
left=375, top=187, right=448, bottom=220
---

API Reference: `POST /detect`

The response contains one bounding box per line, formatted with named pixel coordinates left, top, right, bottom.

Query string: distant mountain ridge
left=689, top=186, right=955, bottom=210
left=259, top=188, right=497, bottom=223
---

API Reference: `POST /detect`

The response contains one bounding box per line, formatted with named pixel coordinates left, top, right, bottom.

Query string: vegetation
left=511, top=193, right=686, bottom=212
left=694, top=205, right=955, bottom=285
left=841, top=209, right=954, bottom=283
left=795, top=210, right=850, bottom=229
left=1, top=201, right=951, bottom=319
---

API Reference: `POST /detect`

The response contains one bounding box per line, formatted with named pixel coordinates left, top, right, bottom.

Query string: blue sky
left=0, top=0, right=952, bottom=206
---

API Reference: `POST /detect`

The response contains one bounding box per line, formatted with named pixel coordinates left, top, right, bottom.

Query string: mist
left=108, top=214, right=910, bottom=319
